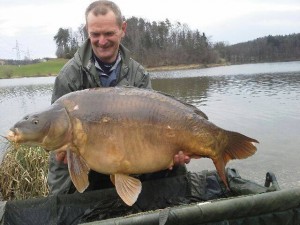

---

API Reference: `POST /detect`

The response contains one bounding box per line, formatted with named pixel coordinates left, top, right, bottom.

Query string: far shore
left=0, top=62, right=229, bottom=79
left=146, top=63, right=229, bottom=72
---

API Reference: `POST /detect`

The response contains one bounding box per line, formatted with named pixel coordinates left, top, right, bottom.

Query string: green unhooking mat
left=1, top=168, right=299, bottom=225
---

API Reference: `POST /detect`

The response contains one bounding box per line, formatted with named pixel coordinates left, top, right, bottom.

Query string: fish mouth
left=6, top=129, right=21, bottom=143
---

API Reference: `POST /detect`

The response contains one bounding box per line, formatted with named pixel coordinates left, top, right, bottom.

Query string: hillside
left=215, top=33, right=300, bottom=64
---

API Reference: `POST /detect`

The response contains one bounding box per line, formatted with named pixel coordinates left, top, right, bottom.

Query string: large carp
left=7, top=87, right=258, bottom=206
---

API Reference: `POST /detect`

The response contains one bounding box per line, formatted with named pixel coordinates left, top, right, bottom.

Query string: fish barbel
left=6, top=87, right=258, bottom=206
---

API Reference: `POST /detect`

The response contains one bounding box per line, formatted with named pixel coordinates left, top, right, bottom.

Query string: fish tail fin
left=224, top=130, right=258, bottom=162
left=213, top=158, right=228, bottom=189
left=213, top=131, right=258, bottom=188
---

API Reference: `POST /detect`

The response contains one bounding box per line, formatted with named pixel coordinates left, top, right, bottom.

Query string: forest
left=53, top=17, right=218, bottom=67
left=52, top=16, right=300, bottom=66
left=215, top=34, right=300, bottom=64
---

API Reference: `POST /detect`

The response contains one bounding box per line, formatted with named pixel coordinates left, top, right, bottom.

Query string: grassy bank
left=147, top=63, right=228, bottom=72
left=0, top=58, right=68, bottom=79
left=0, top=58, right=228, bottom=79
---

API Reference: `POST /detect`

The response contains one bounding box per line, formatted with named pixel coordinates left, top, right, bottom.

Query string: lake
left=1, top=61, right=300, bottom=189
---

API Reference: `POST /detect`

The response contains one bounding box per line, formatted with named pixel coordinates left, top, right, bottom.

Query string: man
left=48, top=0, right=190, bottom=195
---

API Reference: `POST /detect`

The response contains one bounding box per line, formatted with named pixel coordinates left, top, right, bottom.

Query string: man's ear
left=121, top=21, right=127, bottom=37
left=84, top=24, right=89, bottom=39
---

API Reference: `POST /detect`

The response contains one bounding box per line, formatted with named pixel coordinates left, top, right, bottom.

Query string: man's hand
left=56, top=152, right=68, bottom=164
left=169, top=151, right=191, bottom=170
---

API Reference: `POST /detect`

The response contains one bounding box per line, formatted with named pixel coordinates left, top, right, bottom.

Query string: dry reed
left=0, top=144, right=49, bottom=200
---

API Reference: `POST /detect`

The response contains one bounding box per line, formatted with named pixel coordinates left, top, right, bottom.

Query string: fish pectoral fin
left=114, top=174, right=142, bottom=206
left=67, top=149, right=90, bottom=193
left=110, top=174, right=115, bottom=185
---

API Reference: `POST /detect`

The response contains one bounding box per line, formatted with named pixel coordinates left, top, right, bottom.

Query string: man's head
left=85, top=0, right=127, bottom=63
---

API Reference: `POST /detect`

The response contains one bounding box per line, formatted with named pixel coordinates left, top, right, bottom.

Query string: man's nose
left=97, top=35, right=108, bottom=46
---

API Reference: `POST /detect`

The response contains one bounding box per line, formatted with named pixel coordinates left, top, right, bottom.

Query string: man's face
left=86, top=10, right=126, bottom=63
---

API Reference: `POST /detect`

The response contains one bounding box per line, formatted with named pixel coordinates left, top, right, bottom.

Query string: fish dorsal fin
left=155, top=90, right=209, bottom=120
left=67, top=149, right=90, bottom=193
left=113, top=174, right=142, bottom=206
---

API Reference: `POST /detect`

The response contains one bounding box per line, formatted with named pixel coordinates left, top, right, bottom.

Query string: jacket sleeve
left=138, top=69, right=152, bottom=89
left=51, top=59, right=81, bottom=104
left=130, top=61, right=152, bottom=89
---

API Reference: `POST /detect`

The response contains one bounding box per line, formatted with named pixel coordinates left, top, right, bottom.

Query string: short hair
left=85, top=0, right=123, bottom=28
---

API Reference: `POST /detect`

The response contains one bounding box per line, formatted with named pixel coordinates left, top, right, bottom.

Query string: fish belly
left=78, top=121, right=181, bottom=175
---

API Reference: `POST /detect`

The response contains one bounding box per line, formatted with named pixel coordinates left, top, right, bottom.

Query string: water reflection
left=0, top=84, right=53, bottom=101
left=151, top=61, right=300, bottom=79
left=152, top=77, right=210, bottom=106
left=0, top=83, right=53, bottom=136
left=153, top=72, right=300, bottom=120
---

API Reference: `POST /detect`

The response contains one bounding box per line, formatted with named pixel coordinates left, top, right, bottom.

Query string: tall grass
left=0, top=144, right=49, bottom=200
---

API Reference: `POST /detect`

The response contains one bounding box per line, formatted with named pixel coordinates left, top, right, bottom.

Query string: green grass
left=0, top=58, right=228, bottom=79
left=0, top=58, right=68, bottom=79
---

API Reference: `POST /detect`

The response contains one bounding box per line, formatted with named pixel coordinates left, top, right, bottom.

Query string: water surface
left=1, top=61, right=300, bottom=189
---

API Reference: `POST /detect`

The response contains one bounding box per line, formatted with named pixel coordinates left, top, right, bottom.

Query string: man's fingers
left=169, top=151, right=191, bottom=170
left=63, top=155, right=68, bottom=164
left=55, top=152, right=68, bottom=164
left=178, top=151, right=184, bottom=161
left=184, top=155, right=191, bottom=164
left=178, top=151, right=190, bottom=164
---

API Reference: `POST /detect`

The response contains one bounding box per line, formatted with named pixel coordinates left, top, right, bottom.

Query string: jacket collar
left=74, top=38, right=131, bottom=70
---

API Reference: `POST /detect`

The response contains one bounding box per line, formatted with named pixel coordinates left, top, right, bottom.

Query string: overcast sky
left=1, top=0, right=300, bottom=60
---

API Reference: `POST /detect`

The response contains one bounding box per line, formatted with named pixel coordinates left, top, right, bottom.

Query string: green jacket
left=48, top=39, right=152, bottom=195
left=51, top=39, right=151, bottom=103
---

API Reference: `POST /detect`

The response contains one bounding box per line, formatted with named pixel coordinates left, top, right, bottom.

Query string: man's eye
left=90, top=33, right=99, bottom=38
left=105, top=32, right=115, bottom=37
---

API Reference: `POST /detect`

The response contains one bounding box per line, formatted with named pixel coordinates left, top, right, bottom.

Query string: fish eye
left=33, top=120, right=39, bottom=125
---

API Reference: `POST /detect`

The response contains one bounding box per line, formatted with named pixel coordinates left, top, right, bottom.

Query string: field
left=0, top=58, right=226, bottom=79
left=0, top=58, right=68, bottom=79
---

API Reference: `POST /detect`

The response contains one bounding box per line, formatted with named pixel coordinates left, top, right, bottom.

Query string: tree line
left=121, top=17, right=218, bottom=66
left=53, top=17, right=219, bottom=66
left=53, top=16, right=300, bottom=66
left=214, top=34, right=300, bottom=64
